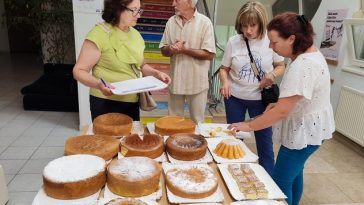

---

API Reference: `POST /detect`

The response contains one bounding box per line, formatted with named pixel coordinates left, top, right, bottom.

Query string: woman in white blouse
left=228, top=12, right=335, bottom=205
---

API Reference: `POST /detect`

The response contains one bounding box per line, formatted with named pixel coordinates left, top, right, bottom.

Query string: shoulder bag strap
left=244, top=38, right=261, bottom=82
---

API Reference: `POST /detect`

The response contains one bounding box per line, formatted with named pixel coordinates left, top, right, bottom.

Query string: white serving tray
left=146, top=122, right=200, bottom=136
left=217, top=163, right=286, bottom=201
left=198, top=123, right=251, bottom=139
left=98, top=198, right=159, bottom=205
left=86, top=121, right=144, bottom=136
left=110, top=76, right=167, bottom=95
left=230, top=200, right=286, bottom=205
left=32, top=187, right=100, bottom=205
left=207, top=137, right=258, bottom=163
left=103, top=180, right=163, bottom=201
left=166, top=149, right=213, bottom=164
left=162, top=163, right=224, bottom=204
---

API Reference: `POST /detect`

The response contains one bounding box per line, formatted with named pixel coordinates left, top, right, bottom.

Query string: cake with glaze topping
left=107, top=157, right=161, bottom=197
left=121, top=133, right=164, bottom=159
left=93, top=113, right=133, bottom=137
left=155, top=116, right=196, bottom=136
left=166, top=133, right=207, bottom=161
left=43, top=154, right=106, bottom=199
left=105, top=198, right=147, bottom=205
left=165, top=166, right=218, bottom=199
left=64, top=135, right=120, bottom=161
left=213, top=138, right=245, bottom=159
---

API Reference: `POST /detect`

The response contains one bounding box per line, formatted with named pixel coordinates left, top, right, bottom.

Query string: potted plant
left=2, top=0, right=79, bottom=112
left=2, top=0, right=75, bottom=64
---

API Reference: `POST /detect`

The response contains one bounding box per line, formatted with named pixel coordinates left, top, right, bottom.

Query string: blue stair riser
left=135, top=25, right=165, bottom=34
left=141, top=33, right=163, bottom=42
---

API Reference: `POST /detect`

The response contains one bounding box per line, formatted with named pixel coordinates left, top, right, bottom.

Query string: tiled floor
left=0, top=52, right=363, bottom=205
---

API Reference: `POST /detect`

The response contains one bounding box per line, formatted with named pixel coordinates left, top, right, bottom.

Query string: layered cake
left=121, top=133, right=164, bottom=159
left=105, top=198, right=147, bottom=205
left=227, top=164, right=268, bottom=199
left=107, top=157, right=161, bottom=197
left=214, top=139, right=245, bottom=159
left=93, top=113, right=133, bottom=137
left=43, top=154, right=106, bottom=199
left=166, top=134, right=207, bottom=161
left=165, top=166, right=218, bottom=199
left=155, top=116, right=196, bottom=135
left=64, top=135, right=120, bottom=161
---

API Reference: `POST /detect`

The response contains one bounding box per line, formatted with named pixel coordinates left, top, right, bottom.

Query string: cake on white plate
left=107, top=157, right=161, bottom=197
left=165, top=166, right=218, bottom=199
left=43, top=154, right=106, bottom=200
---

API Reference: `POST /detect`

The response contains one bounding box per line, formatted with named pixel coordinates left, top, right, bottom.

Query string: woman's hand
left=227, top=121, right=253, bottom=132
left=98, top=80, right=114, bottom=96
left=220, top=81, right=231, bottom=99
left=259, top=74, right=274, bottom=89
left=157, top=71, right=172, bottom=85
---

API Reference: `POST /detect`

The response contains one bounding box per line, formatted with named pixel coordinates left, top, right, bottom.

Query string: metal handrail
left=198, top=0, right=224, bottom=110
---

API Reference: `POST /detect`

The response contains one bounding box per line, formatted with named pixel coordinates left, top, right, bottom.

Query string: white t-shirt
left=221, top=34, right=284, bottom=100
left=273, top=51, right=335, bottom=150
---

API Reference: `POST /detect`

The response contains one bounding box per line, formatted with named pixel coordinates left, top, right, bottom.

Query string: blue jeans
left=224, top=96, right=274, bottom=175
left=273, top=145, right=320, bottom=205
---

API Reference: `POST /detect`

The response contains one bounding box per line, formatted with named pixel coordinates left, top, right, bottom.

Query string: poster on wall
left=319, top=9, right=348, bottom=65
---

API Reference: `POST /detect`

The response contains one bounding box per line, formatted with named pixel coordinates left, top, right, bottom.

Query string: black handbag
left=245, top=38, right=279, bottom=107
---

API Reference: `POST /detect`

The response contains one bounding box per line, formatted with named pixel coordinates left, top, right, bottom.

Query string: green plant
left=2, top=0, right=75, bottom=64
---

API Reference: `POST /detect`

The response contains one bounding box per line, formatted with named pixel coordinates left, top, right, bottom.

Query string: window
left=344, top=18, right=364, bottom=68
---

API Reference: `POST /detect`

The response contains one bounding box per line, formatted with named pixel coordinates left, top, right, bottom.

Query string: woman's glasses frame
left=122, top=6, right=144, bottom=17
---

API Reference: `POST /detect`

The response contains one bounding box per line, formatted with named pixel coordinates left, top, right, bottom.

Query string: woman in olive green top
left=73, top=0, right=171, bottom=121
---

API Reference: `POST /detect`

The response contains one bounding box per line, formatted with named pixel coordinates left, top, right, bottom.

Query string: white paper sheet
left=198, top=123, right=251, bottom=139
left=110, top=76, right=167, bottom=95
left=32, top=188, right=100, bottom=205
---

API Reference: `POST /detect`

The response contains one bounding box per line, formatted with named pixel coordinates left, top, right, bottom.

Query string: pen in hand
left=100, top=78, right=109, bottom=88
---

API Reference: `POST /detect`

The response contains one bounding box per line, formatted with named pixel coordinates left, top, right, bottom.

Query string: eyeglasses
left=123, top=6, right=144, bottom=17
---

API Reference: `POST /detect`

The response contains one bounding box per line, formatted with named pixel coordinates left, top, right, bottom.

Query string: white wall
left=0, top=0, right=10, bottom=52
left=311, top=0, right=364, bottom=113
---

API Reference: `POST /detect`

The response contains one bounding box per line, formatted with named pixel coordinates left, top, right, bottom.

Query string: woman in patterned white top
left=228, top=12, right=335, bottom=205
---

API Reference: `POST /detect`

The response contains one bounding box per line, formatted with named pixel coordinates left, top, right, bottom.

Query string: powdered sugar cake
left=43, top=154, right=106, bottom=200
left=165, top=166, right=218, bottom=199
left=107, top=157, right=161, bottom=197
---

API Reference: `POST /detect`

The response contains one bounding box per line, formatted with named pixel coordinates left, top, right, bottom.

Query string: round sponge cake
left=43, top=154, right=106, bottom=199
left=93, top=113, right=133, bottom=137
left=155, top=116, right=196, bottom=136
left=107, top=157, right=161, bottom=197
left=64, top=135, right=120, bottom=161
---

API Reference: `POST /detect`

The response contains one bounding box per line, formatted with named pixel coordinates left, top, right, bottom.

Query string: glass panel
left=302, top=0, right=322, bottom=21
left=272, top=0, right=298, bottom=16
left=352, top=24, right=364, bottom=60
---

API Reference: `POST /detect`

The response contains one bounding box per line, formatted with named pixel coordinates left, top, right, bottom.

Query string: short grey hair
left=192, top=0, right=198, bottom=6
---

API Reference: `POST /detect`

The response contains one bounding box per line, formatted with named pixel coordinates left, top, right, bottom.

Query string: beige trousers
left=168, top=89, right=208, bottom=123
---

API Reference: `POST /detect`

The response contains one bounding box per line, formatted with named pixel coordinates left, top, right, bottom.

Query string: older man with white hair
left=160, top=0, right=216, bottom=123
